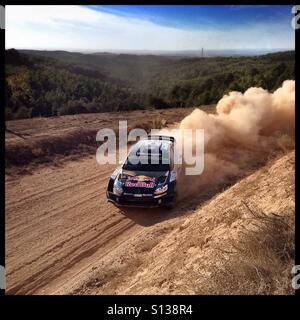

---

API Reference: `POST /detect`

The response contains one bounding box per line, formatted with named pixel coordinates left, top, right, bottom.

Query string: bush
left=15, top=107, right=32, bottom=119
left=58, top=100, right=88, bottom=115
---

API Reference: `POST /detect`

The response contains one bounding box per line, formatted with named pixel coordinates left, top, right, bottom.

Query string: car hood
left=121, top=169, right=168, bottom=188
left=122, top=169, right=168, bottom=178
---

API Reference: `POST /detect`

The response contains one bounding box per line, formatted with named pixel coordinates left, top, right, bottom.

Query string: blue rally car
left=106, top=135, right=177, bottom=208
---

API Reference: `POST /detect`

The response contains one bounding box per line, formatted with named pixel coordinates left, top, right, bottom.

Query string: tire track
left=6, top=214, right=126, bottom=278
left=5, top=167, right=113, bottom=209
left=5, top=157, right=141, bottom=295
left=7, top=217, right=135, bottom=295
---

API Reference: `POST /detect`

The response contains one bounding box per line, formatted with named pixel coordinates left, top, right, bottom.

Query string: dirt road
left=5, top=108, right=202, bottom=295
left=6, top=149, right=294, bottom=295
left=5, top=105, right=294, bottom=295
left=6, top=153, right=193, bottom=294
left=5, top=156, right=132, bottom=294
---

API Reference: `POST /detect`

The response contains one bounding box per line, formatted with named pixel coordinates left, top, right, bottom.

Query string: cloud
left=5, top=5, right=295, bottom=51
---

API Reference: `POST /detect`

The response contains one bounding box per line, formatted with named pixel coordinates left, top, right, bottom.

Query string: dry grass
left=151, top=116, right=167, bottom=130
left=5, top=128, right=98, bottom=167
left=201, top=203, right=295, bottom=295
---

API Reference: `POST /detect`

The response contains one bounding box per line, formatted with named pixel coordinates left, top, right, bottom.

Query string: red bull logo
left=125, top=175, right=155, bottom=188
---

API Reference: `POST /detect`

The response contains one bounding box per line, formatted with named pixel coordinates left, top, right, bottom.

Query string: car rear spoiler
left=147, top=135, right=175, bottom=142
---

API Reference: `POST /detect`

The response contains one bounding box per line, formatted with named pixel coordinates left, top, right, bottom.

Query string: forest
left=5, top=49, right=295, bottom=119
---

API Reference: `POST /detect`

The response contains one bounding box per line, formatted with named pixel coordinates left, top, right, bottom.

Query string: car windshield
left=122, top=154, right=171, bottom=171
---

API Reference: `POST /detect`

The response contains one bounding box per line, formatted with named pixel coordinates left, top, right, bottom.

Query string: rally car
left=106, top=135, right=177, bottom=208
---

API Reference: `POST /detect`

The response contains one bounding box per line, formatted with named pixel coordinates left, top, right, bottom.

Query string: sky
left=5, top=5, right=295, bottom=52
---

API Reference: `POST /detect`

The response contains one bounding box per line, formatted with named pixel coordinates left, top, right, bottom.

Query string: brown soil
left=5, top=107, right=294, bottom=295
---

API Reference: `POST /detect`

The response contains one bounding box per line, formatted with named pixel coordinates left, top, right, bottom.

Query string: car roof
left=129, top=139, right=172, bottom=157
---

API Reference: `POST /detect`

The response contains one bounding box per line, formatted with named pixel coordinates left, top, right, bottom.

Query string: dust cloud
left=176, top=80, right=295, bottom=199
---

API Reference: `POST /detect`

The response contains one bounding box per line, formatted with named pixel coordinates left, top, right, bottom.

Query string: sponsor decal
left=125, top=175, right=155, bottom=188
left=127, top=175, right=155, bottom=182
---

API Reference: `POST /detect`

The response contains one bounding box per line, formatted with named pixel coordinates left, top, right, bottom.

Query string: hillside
left=5, top=49, right=145, bottom=119
left=5, top=49, right=294, bottom=119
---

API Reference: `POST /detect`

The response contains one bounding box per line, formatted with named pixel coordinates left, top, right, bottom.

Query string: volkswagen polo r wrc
left=106, top=135, right=177, bottom=208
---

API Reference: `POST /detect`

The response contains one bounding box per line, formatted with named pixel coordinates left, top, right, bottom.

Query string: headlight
left=154, top=184, right=168, bottom=195
left=113, top=179, right=123, bottom=196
